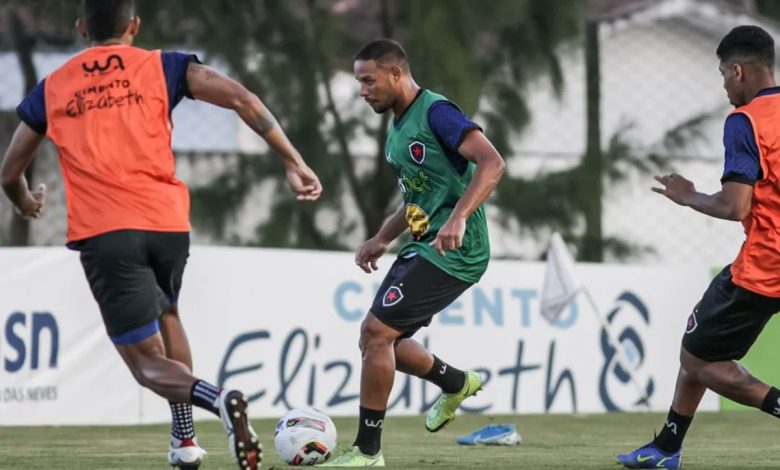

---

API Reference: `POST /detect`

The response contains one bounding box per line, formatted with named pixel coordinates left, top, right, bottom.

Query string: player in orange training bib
left=0, top=1, right=322, bottom=470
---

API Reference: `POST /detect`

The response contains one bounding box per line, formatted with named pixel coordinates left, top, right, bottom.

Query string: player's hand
left=652, top=173, right=695, bottom=206
left=429, top=216, right=466, bottom=256
left=15, top=183, right=46, bottom=219
left=355, top=237, right=388, bottom=273
left=285, top=163, right=323, bottom=201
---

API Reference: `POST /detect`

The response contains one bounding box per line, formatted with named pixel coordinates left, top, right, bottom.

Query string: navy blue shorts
left=682, top=265, right=780, bottom=361
left=74, top=230, right=189, bottom=340
left=370, top=255, right=471, bottom=338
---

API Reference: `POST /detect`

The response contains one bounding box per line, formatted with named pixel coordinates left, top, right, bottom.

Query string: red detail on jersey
left=382, top=286, right=404, bottom=306
left=409, top=141, right=426, bottom=164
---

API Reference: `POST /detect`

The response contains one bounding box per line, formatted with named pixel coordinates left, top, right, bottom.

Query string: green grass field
left=1, top=411, right=778, bottom=469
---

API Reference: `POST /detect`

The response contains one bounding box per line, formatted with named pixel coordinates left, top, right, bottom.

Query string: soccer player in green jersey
left=323, top=39, right=505, bottom=467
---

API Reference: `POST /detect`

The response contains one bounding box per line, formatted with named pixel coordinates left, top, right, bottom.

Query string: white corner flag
left=540, top=232, right=582, bottom=325
left=540, top=232, right=652, bottom=410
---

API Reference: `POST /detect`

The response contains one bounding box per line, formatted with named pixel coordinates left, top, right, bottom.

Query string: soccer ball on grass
left=274, top=407, right=337, bottom=466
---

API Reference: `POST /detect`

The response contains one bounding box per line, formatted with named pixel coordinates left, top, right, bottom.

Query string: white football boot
left=168, top=436, right=207, bottom=469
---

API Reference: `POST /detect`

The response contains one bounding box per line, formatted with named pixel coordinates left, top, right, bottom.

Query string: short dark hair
left=83, top=0, right=135, bottom=42
left=717, top=25, right=775, bottom=67
left=354, top=38, right=408, bottom=67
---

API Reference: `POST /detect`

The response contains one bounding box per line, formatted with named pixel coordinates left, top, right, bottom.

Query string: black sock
left=169, top=402, right=195, bottom=440
left=423, top=355, right=466, bottom=394
left=190, top=379, right=220, bottom=416
left=353, top=406, right=385, bottom=456
left=760, top=386, right=780, bottom=417
left=653, top=408, right=693, bottom=453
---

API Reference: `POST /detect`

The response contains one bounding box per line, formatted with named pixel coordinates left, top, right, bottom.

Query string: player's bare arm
left=0, top=122, right=47, bottom=219
left=429, top=129, right=505, bottom=255
left=652, top=174, right=752, bottom=220
left=355, top=205, right=407, bottom=273
left=374, top=204, right=408, bottom=244
left=186, top=62, right=322, bottom=201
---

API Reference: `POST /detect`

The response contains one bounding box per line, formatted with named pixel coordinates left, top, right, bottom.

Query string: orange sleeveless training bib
left=730, top=93, right=780, bottom=297
left=45, top=45, right=190, bottom=242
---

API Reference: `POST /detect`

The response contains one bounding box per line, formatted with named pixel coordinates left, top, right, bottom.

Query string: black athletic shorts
left=370, top=254, right=472, bottom=338
left=682, top=265, right=780, bottom=361
left=74, top=230, right=190, bottom=338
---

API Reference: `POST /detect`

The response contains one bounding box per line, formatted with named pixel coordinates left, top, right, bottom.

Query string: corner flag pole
left=541, top=232, right=651, bottom=412
left=581, top=287, right=652, bottom=412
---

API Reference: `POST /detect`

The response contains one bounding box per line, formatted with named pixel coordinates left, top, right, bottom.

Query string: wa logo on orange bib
left=81, top=54, right=125, bottom=76
left=44, top=46, right=191, bottom=243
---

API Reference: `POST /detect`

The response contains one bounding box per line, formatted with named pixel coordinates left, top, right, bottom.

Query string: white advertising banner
left=0, top=247, right=717, bottom=425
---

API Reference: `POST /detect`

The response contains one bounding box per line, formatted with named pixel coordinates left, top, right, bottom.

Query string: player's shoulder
left=427, top=99, right=469, bottom=124
left=161, top=50, right=200, bottom=60
left=724, top=111, right=753, bottom=137
left=161, top=50, right=187, bottom=58
left=160, top=51, right=201, bottom=71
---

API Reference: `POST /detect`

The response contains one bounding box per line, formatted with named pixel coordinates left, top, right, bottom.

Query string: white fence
left=0, top=247, right=718, bottom=425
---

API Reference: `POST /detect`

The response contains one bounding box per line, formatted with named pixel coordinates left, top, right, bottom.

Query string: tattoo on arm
left=187, top=62, right=219, bottom=82
left=252, top=108, right=278, bottom=134
left=202, top=68, right=219, bottom=81
left=189, top=63, right=277, bottom=134
left=191, top=63, right=218, bottom=81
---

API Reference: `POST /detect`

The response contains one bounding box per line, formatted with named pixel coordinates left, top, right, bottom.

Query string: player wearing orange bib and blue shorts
left=617, top=25, right=780, bottom=469
left=0, top=1, right=322, bottom=469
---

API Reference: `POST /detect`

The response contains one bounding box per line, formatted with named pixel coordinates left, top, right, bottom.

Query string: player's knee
left=359, top=326, right=391, bottom=355
left=121, top=347, right=167, bottom=390
left=127, top=363, right=153, bottom=388
left=359, top=313, right=400, bottom=358
left=362, top=338, right=392, bottom=359
left=359, top=315, right=382, bottom=341
left=679, top=347, right=706, bottom=376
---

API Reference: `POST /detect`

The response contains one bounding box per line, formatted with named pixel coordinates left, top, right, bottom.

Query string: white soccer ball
left=274, top=407, right=337, bottom=466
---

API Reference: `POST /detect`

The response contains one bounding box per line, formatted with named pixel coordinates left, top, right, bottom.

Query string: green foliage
left=494, top=109, right=721, bottom=261
left=756, top=0, right=780, bottom=21
left=5, top=1, right=709, bottom=260
left=394, top=0, right=582, bottom=153
left=133, top=0, right=584, bottom=249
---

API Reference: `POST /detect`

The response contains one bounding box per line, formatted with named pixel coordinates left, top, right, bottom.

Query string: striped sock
left=190, top=380, right=220, bottom=416
left=169, top=402, right=195, bottom=440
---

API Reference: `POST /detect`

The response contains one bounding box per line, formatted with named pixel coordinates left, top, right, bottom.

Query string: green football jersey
left=385, top=89, right=490, bottom=283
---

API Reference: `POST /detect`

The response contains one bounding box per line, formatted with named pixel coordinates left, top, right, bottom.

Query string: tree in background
left=136, top=0, right=584, bottom=250
left=0, top=0, right=701, bottom=261
left=0, top=0, right=76, bottom=246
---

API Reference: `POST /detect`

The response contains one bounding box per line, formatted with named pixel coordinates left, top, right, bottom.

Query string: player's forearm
left=1, top=174, right=29, bottom=210
left=236, top=96, right=306, bottom=169
left=685, top=191, right=748, bottom=221
left=1, top=123, right=42, bottom=207
left=375, top=206, right=408, bottom=244
left=450, top=157, right=505, bottom=220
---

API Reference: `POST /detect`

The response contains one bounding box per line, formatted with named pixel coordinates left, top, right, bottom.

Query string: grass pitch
left=0, top=411, right=777, bottom=469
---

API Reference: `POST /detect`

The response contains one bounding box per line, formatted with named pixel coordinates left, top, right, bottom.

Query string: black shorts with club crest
left=370, top=254, right=472, bottom=338
left=682, top=265, right=780, bottom=361
left=73, top=229, right=189, bottom=338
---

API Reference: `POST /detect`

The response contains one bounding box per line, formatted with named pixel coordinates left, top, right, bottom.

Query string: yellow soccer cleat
left=425, top=370, right=483, bottom=432
left=318, top=446, right=385, bottom=467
